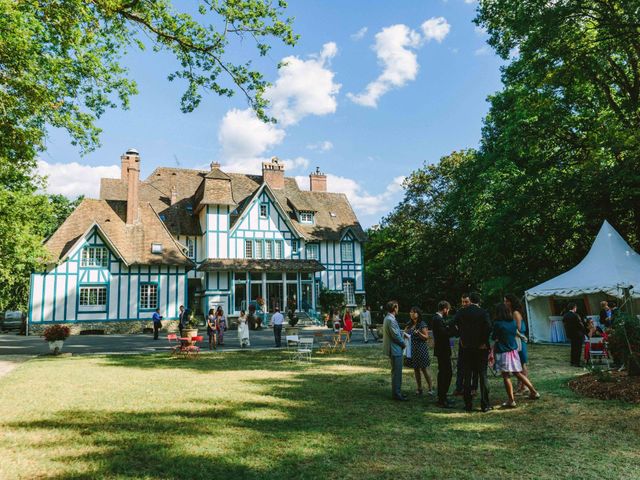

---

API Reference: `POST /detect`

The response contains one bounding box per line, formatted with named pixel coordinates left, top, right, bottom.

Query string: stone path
left=0, top=355, right=33, bottom=380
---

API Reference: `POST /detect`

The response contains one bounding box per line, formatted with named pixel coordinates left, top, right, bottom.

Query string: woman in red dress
left=343, top=308, right=353, bottom=342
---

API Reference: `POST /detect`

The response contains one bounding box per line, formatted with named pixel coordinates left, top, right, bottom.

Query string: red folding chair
left=186, top=336, right=203, bottom=358
left=167, top=333, right=182, bottom=356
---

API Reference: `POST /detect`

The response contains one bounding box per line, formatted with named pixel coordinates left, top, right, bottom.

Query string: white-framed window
left=265, top=241, right=273, bottom=259
left=299, top=211, right=314, bottom=224
left=186, top=238, right=195, bottom=258
left=151, top=243, right=163, bottom=254
left=306, top=243, right=319, bottom=260
left=343, top=279, right=356, bottom=306
left=79, top=286, right=107, bottom=310
left=255, top=241, right=264, bottom=259
left=341, top=242, right=354, bottom=262
left=80, top=247, right=108, bottom=267
left=275, top=241, right=284, bottom=259
left=140, top=283, right=158, bottom=310
left=245, top=240, right=253, bottom=259
left=259, top=203, right=268, bottom=219
left=291, top=239, right=299, bottom=254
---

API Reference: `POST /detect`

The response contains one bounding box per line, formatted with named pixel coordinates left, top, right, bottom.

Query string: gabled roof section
left=60, top=222, right=129, bottom=266
left=229, top=181, right=304, bottom=239
left=44, top=198, right=194, bottom=268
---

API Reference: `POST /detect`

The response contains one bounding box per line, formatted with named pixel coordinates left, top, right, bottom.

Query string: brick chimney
left=309, top=166, right=327, bottom=192
left=120, top=150, right=134, bottom=181
left=125, top=149, right=140, bottom=225
left=262, top=157, right=285, bottom=190
left=170, top=185, right=178, bottom=206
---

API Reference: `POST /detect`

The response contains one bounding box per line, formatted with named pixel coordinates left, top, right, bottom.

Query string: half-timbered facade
left=28, top=150, right=366, bottom=332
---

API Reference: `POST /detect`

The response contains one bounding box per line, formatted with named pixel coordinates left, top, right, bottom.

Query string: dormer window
left=299, top=211, right=314, bottom=224
left=259, top=203, right=268, bottom=219
left=151, top=243, right=163, bottom=254
left=81, top=247, right=108, bottom=267
left=186, top=238, right=195, bottom=258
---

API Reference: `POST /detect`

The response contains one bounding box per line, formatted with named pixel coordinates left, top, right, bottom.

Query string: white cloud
left=351, top=26, right=368, bottom=41
left=475, top=45, right=490, bottom=56
left=306, top=140, right=334, bottom=152
left=217, top=108, right=286, bottom=172
left=37, top=160, right=120, bottom=198
left=465, top=0, right=476, bottom=3
left=266, top=42, right=341, bottom=127
left=347, top=24, right=421, bottom=107
left=284, top=156, right=310, bottom=171
left=421, top=17, right=451, bottom=43
left=218, top=43, right=341, bottom=172
left=347, top=18, right=450, bottom=107
left=295, top=173, right=405, bottom=217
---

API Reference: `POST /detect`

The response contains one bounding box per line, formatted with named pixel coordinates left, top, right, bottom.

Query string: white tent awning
left=525, top=220, right=640, bottom=300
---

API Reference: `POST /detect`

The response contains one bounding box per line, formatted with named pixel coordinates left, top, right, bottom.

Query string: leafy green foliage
left=366, top=1, right=640, bottom=312
left=0, top=0, right=297, bottom=313
left=317, top=288, right=344, bottom=315
left=608, top=313, right=640, bottom=376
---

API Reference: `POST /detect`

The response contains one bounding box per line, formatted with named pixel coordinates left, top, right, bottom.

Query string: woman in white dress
left=237, top=310, right=250, bottom=347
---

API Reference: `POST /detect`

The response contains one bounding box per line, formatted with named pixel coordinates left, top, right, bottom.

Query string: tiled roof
left=99, top=166, right=366, bottom=241
left=197, top=259, right=325, bottom=272
left=43, top=198, right=194, bottom=268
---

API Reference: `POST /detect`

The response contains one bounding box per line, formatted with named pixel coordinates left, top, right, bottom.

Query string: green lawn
left=0, top=345, right=638, bottom=479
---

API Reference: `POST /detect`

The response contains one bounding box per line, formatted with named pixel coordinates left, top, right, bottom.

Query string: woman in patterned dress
left=405, top=306, right=434, bottom=396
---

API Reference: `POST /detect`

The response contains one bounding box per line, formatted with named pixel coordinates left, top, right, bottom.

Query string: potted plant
left=43, top=325, right=71, bottom=354
left=285, top=298, right=299, bottom=336
left=183, top=313, right=201, bottom=339
left=255, top=297, right=265, bottom=329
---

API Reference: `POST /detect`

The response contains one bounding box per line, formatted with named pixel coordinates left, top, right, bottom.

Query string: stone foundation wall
left=28, top=320, right=181, bottom=336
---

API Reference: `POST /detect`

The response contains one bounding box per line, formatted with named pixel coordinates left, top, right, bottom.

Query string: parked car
left=1, top=311, right=25, bottom=333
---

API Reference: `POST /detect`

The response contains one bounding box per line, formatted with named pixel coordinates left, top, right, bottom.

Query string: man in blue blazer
left=383, top=300, right=407, bottom=401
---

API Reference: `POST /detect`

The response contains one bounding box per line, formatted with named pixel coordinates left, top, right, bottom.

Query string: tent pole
left=525, top=295, right=534, bottom=343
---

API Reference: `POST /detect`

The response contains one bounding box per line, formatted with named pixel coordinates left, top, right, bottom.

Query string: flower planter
left=183, top=328, right=198, bottom=339
left=284, top=326, right=300, bottom=337
left=48, top=340, right=64, bottom=354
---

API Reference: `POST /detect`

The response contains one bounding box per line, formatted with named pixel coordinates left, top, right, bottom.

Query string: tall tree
left=0, top=0, right=297, bottom=311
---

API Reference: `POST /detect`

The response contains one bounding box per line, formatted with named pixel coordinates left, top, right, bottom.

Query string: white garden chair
left=293, top=337, right=313, bottom=362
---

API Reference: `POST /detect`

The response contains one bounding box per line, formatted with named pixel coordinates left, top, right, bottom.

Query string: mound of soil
left=569, top=371, right=640, bottom=403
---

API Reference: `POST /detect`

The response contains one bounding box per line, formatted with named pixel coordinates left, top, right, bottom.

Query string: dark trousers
left=436, top=354, right=453, bottom=403
left=274, top=324, right=282, bottom=347
left=463, top=348, right=490, bottom=410
left=178, top=324, right=184, bottom=337
left=456, top=345, right=478, bottom=392
left=390, top=355, right=403, bottom=398
left=153, top=323, right=160, bottom=340
left=570, top=335, right=584, bottom=366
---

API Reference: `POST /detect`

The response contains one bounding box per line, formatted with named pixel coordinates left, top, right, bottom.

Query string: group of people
left=205, top=307, right=253, bottom=349
left=328, top=305, right=377, bottom=342
left=382, top=292, right=540, bottom=412
left=562, top=300, right=617, bottom=367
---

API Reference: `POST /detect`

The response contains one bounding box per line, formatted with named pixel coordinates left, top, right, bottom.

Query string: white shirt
left=271, top=312, right=284, bottom=326
left=361, top=310, right=371, bottom=325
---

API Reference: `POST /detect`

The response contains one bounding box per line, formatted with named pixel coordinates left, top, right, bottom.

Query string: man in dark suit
left=178, top=305, right=188, bottom=337
left=432, top=301, right=456, bottom=408
left=563, top=302, right=586, bottom=367
left=455, top=292, right=492, bottom=412
left=453, top=294, right=478, bottom=396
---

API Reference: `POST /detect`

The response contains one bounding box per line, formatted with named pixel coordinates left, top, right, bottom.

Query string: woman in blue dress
left=505, top=294, right=529, bottom=395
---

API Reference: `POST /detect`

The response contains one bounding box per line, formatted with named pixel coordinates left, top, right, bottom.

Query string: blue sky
left=39, top=0, right=503, bottom=227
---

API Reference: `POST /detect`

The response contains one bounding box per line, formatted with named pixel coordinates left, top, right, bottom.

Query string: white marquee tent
left=525, top=220, right=640, bottom=343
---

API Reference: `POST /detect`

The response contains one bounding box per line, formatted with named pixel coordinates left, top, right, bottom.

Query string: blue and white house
left=28, top=151, right=366, bottom=333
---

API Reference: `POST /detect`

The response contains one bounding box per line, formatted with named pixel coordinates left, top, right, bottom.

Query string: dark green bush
left=608, top=313, right=640, bottom=376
